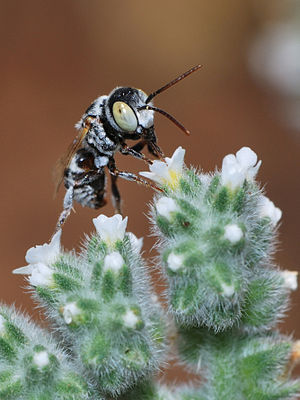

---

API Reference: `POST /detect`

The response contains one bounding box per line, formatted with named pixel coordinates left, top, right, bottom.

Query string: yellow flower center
left=163, top=170, right=181, bottom=190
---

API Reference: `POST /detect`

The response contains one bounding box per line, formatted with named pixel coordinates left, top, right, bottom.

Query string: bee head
left=105, top=64, right=202, bottom=139
left=105, top=87, right=154, bottom=137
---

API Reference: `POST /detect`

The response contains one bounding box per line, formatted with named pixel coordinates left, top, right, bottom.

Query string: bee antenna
left=138, top=105, right=190, bottom=136
left=145, top=64, right=202, bottom=104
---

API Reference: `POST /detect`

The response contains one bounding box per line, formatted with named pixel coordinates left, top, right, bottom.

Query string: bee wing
left=52, top=121, right=92, bottom=196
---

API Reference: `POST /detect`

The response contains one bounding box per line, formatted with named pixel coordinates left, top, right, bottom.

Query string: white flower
left=103, top=252, right=124, bottom=273
left=224, top=224, right=244, bottom=244
left=63, top=302, right=81, bottom=324
left=12, top=230, right=61, bottom=287
left=127, top=232, right=143, bottom=254
left=281, top=270, right=298, bottom=291
left=28, top=264, right=54, bottom=287
left=221, top=147, right=261, bottom=190
left=167, top=252, right=184, bottom=272
left=140, top=146, right=185, bottom=189
left=220, top=282, right=235, bottom=297
left=258, top=195, right=282, bottom=226
left=33, top=351, right=50, bottom=368
left=156, top=197, right=179, bottom=221
left=93, top=214, right=128, bottom=245
left=0, top=315, right=6, bottom=336
left=123, top=309, right=139, bottom=329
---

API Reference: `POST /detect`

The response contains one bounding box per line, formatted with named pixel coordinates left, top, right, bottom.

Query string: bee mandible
left=54, top=64, right=202, bottom=231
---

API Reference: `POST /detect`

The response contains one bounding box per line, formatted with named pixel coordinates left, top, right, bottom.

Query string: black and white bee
left=54, top=65, right=202, bottom=231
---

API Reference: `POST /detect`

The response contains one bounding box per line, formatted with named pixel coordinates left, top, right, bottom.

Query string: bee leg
left=111, top=175, right=122, bottom=215
left=108, top=160, right=163, bottom=193
left=120, top=144, right=153, bottom=165
left=129, top=140, right=147, bottom=153
left=55, top=186, right=74, bottom=232
left=127, top=140, right=165, bottom=161
left=142, top=127, right=165, bottom=160
left=148, top=141, right=165, bottom=160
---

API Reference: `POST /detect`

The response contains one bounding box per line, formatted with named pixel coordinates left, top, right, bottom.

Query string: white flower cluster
left=221, top=147, right=261, bottom=190
left=93, top=214, right=142, bottom=252
left=221, top=147, right=282, bottom=226
left=13, top=230, right=62, bottom=287
left=139, top=146, right=186, bottom=220
left=93, top=214, right=143, bottom=273
left=140, top=146, right=185, bottom=189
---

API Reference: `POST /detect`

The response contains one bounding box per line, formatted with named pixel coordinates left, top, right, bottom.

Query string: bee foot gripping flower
left=139, top=146, right=186, bottom=189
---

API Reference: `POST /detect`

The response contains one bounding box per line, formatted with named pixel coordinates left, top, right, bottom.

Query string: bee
left=54, top=64, right=202, bottom=231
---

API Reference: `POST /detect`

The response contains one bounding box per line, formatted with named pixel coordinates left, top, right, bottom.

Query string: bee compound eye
left=112, top=101, right=138, bottom=132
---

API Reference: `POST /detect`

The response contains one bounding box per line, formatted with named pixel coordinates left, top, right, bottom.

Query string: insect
left=54, top=64, right=202, bottom=231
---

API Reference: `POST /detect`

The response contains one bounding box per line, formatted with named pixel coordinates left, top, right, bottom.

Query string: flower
left=33, top=351, right=50, bottom=368
left=62, top=302, right=81, bottom=324
left=122, top=309, right=139, bottom=329
left=139, top=146, right=185, bottom=189
left=93, top=214, right=128, bottom=246
left=12, top=230, right=61, bottom=287
left=258, top=195, right=282, bottom=226
left=224, top=224, right=244, bottom=244
left=221, top=147, right=261, bottom=190
left=220, top=282, right=235, bottom=297
left=281, top=270, right=298, bottom=291
left=127, top=232, right=143, bottom=254
left=167, top=253, right=184, bottom=272
left=156, top=197, right=179, bottom=221
left=28, top=264, right=54, bottom=287
left=103, top=252, right=125, bottom=273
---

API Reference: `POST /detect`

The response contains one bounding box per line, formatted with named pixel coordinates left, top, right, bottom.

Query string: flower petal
left=139, top=171, right=161, bottom=184
left=29, top=263, right=54, bottom=287
left=236, top=147, right=258, bottom=168
left=127, top=232, right=143, bottom=254
left=12, top=265, right=34, bottom=275
left=104, top=251, right=125, bottom=272
left=139, top=147, right=185, bottom=189
left=93, top=214, right=128, bottom=244
left=156, top=197, right=179, bottom=221
left=258, top=195, right=282, bottom=226
left=25, top=230, right=62, bottom=265
left=167, top=146, right=185, bottom=173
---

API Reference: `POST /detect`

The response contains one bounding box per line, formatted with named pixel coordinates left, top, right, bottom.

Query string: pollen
left=164, top=170, right=180, bottom=190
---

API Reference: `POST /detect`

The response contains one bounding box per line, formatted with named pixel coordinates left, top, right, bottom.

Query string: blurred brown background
left=0, top=0, right=299, bottom=383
